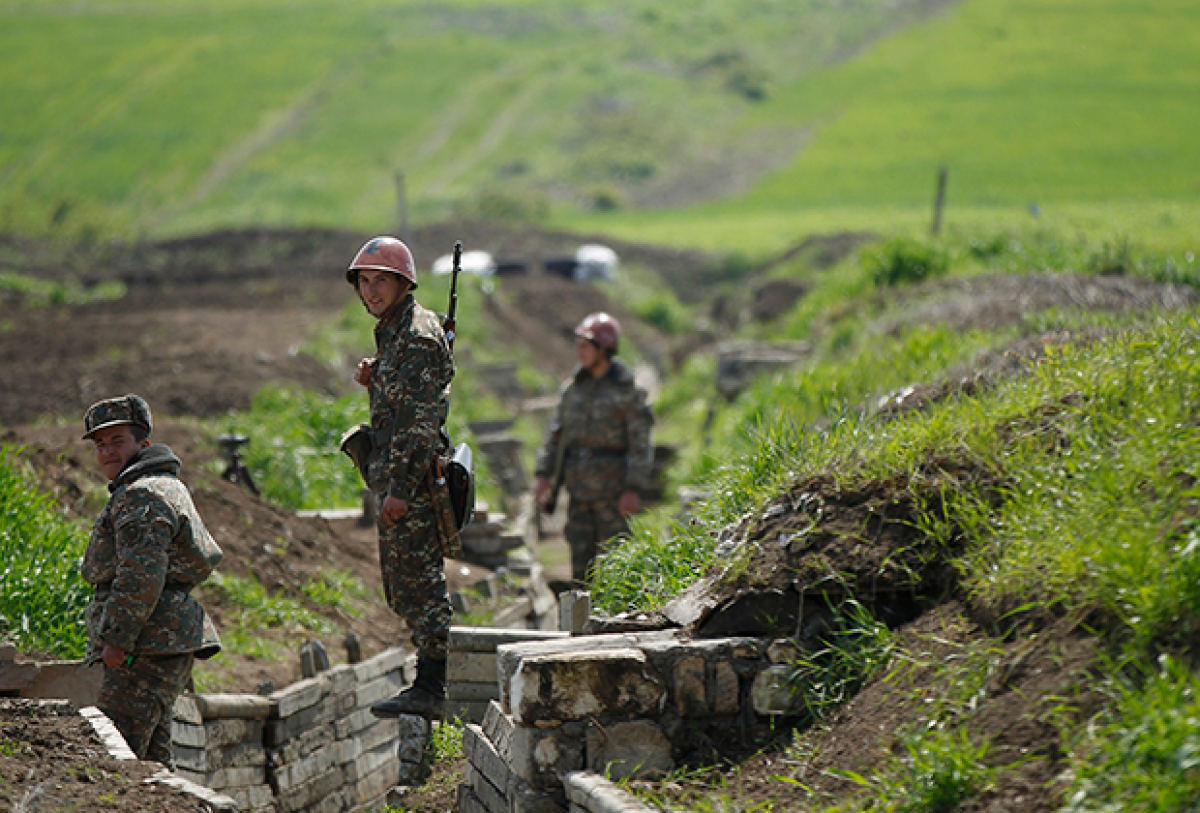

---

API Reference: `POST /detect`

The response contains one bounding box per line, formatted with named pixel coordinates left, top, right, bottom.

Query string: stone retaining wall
left=173, top=646, right=421, bottom=813
left=447, top=627, right=569, bottom=724
left=460, top=630, right=779, bottom=813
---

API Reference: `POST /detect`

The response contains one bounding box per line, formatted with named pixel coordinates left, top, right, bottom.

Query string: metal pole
left=931, top=166, right=948, bottom=236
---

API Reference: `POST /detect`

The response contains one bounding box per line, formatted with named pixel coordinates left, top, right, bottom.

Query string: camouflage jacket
left=81, top=444, right=222, bottom=661
left=367, top=293, right=455, bottom=501
left=535, top=359, right=655, bottom=502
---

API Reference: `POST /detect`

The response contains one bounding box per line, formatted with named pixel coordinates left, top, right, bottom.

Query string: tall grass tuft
left=0, top=446, right=90, bottom=658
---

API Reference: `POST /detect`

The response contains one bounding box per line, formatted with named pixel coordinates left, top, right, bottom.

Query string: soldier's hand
left=101, top=645, right=129, bottom=669
left=534, top=476, right=553, bottom=509
left=618, top=490, right=641, bottom=517
left=354, top=358, right=375, bottom=387
left=381, top=495, right=408, bottom=526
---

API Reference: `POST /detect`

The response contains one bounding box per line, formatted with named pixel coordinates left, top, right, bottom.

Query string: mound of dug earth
left=0, top=700, right=210, bottom=813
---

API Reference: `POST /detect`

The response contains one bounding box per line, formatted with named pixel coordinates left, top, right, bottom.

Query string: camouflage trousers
left=376, top=486, right=452, bottom=661
left=97, top=651, right=194, bottom=769
left=564, top=496, right=628, bottom=583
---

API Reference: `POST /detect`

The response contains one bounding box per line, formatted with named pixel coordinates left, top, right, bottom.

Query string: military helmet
left=574, top=312, right=620, bottom=352
left=346, top=236, right=418, bottom=289
left=82, top=393, right=152, bottom=440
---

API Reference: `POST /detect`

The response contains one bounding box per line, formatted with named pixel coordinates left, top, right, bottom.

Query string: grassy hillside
left=570, top=0, right=1200, bottom=254
left=0, top=0, right=940, bottom=239
left=5, top=0, right=1193, bottom=256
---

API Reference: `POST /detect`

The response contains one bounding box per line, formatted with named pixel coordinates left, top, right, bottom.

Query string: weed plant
left=0, top=446, right=89, bottom=658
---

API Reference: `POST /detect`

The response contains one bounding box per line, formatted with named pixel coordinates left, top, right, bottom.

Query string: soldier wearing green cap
left=80, top=393, right=223, bottom=769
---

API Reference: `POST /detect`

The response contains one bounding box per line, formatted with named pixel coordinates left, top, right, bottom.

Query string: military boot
left=370, top=656, right=446, bottom=719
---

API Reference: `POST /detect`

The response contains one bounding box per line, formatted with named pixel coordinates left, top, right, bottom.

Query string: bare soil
left=0, top=700, right=208, bottom=812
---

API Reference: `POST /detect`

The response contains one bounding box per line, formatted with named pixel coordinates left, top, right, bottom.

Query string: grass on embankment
left=590, top=231, right=1200, bottom=807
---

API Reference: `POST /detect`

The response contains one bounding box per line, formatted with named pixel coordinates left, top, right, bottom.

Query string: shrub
left=864, top=238, right=949, bottom=287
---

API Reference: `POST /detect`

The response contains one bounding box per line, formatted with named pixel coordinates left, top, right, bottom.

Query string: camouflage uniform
left=536, top=358, right=655, bottom=581
left=366, top=292, right=455, bottom=661
left=82, top=443, right=222, bottom=768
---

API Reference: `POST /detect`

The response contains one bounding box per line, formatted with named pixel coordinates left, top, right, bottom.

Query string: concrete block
left=510, top=722, right=586, bottom=790
left=558, top=591, right=591, bottom=634
left=225, top=783, right=274, bottom=811
left=174, top=694, right=203, bottom=725
left=195, top=764, right=268, bottom=791
left=497, top=632, right=683, bottom=707
left=271, top=740, right=341, bottom=793
left=334, top=707, right=387, bottom=741
left=464, top=724, right=511, bottom=796
left=564, top=772, right=658, bottom=813
left=450, top=626, right=570, bottom=653
left=269, top=721, right=335, bottom=766
left=352, top=646, right=412, bottom=684
left=585, top=721, right=673, bottom=780
left=269, top=673, right=327, bottom=719
left=343, top=739, right=396, bottom=783
left=309, top=787, right=348, bottom=813
left=466, top=762, right=508, bottom=813
left=266, top=696, right=335, bottom=746
left=206, top=717, right=264, bottom=748
left=79, top=706, right=136, bottom=760
left=172, top=720, right=206, bottom=749
left=448, top=681, right=501, bottom=702
left=355, top=671, right=406, bottom=710
left=673, top=656, right=707, bottom=717
left=713, top=661, right=740, bottom=716
left=174, top=741, right=266, bottom=773
left=323, top=663, right=357, bottom=699
left=273, top=765, right=344, bottom=813
left=457, top=783, right=489, bottom=813
left=751, top=664, right=803, bottom=716
left=357, top=715, right=399, bottom=754
left=482, top=700, right=512, bottom=759
left=449, top=651, right=498, bottom=684
left=195, top=693, right=273, bottom=720
left=509, top=648, right=666, bottom=724
left=352, top=758, right=404, bottom=805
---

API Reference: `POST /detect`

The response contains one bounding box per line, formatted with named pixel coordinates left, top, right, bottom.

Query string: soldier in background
left=346, top=237, right=455, bottom=718
left=535, top=313, right=655, bottom=583
left=81, top=393, right=222, bottom=769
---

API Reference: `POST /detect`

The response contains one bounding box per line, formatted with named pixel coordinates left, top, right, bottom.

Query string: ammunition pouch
left=339, top=423, right=373, bottom=484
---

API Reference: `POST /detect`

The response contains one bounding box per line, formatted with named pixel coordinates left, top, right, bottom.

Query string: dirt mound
left=0, top=700, right=204, bottom=812
left=882, top=272, right=1198, bottom=334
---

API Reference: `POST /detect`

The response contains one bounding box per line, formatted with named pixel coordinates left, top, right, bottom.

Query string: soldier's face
left=357, top=270, right=409, bottom=317
left=92, top=425, right=148, bottom=481
left=576, top=337, right=600, bottom=369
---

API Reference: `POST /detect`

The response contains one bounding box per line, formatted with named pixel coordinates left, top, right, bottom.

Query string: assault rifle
left=443, top=241, right=461, bottom=349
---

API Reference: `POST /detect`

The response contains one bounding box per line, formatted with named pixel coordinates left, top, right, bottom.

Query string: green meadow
left=3, top=0, right=1194, bottom=253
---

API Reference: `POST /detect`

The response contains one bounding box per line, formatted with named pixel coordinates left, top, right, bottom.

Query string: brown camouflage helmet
left=82, top=393, right=153, bottom=440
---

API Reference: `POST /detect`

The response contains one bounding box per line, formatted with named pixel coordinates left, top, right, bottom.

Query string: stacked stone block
left=447, top=626, right=569, bottom=723
left=460, top=631, right=774, bottom=813
left=173, top=694, right=273, bottom=812
left=264, top=648, right=416, bottom=813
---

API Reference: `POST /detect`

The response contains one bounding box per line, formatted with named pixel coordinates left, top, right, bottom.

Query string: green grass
left=0, top=445, right=90, bottom=658
left=0, top=0, right=938, bottom=239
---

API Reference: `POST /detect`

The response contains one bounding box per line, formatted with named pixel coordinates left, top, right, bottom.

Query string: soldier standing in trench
left=80, top=393, right=222, bottom=769
left=534, top=312, right=655, bottom=583
left=346, top=236, right=455, bottom=718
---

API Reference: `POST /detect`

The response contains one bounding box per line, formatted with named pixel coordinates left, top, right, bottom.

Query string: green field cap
left=82, top=393, right=153, bottom=440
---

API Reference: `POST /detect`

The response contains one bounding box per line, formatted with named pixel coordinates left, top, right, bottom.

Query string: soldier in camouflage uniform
left=346, top=236, right=455, bottom=719
left=80, top=394, right=222, bottom=769
left=535, top=313, right=655, bottom=582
